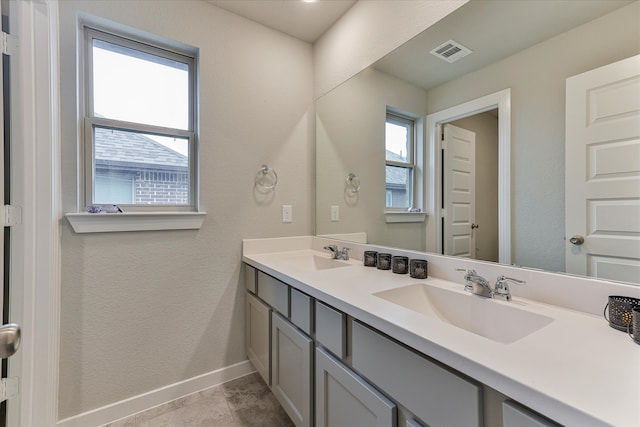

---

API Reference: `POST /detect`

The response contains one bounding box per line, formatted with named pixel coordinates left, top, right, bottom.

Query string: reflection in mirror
left=315, top=0, right=640, bottom=284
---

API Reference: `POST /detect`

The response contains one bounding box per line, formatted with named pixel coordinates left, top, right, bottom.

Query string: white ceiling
left=374, top=0, right=634, bottom=90
left=207, top=0, right=357, bottom=43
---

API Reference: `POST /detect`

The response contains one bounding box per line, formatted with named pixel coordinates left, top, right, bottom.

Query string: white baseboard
left=57, top=360, right=255, bottom=427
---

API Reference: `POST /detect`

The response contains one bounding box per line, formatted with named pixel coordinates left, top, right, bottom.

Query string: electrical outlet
left=331, top=205, right=339, bottom=222
left=282, top=205, right=293, bottom=223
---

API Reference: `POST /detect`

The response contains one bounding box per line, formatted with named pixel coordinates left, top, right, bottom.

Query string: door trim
left=425, top=88, right=511, bottom=265
left=10, top=1, right=61, bottom=426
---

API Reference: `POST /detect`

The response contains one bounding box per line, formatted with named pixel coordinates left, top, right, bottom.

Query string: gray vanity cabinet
left=272, top=312, right=313, bottom=427
left=244, top=262, right=561, bottom=427
left=246, top=287, right=271, bottom=386
left=316, top=346, right=396, bottom=427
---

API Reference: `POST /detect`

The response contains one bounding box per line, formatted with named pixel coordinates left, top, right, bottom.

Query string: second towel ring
left=345, top=173, right=360, bottom=193
left=256, top=164, right=278, bottom=190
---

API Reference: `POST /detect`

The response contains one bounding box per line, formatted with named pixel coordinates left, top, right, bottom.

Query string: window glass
left=93, top=126, right=190, bottom=205
left=385, top=165, right=412, bottom=209
left=95, top=175, right=133, bottom=204
left=92, top=39, right=190, bottom=130
left=385, top=120, right=410, bottom=162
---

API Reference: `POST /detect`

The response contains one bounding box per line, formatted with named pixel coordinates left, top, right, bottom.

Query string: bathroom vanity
left=242, top=236, right=640, bottom=427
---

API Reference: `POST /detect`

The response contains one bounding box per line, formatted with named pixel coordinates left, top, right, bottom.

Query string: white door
left=0, top=2, right=22, bottom=424
left=565, top=55, right=640, bottom=284
left=443, top=124, right=477, bottom=258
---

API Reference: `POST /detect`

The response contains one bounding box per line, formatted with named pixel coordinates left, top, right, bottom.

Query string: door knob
left=0, top=324, right=20, bottom=359
left=569, top=235, right=584, bottom=245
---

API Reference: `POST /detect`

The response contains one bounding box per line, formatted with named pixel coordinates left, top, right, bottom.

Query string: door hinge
left=0, top=377, right=19, bottom=402
left=3, top=205, right=22, bottom=227
left=1, top=32, right=17, bottom=56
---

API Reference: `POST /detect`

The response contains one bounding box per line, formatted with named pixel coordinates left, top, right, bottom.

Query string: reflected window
left=385, top=112, right=415, bottom=209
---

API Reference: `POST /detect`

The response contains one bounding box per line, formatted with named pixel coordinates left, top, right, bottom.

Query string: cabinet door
left=316, top=346, right=396, bottom=427
left=351, top=320, right=481, bottom=427
left=246, top=292, right=271, bottom=385
left=503, top=401, right=560, bottom=427
left=272, top=312, right=313, bottom=427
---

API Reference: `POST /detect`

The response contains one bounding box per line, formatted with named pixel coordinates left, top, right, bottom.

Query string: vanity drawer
left=245, top=264, right=257, bottom=294
left=290, top=288, right=313, bottom=335
left=503, top=401, right=560, bottom=427
left=352, top=320, right=482, bottom=427
left=257, top=271, right=289, bottom=317
left=315, top=301, right=346, bottom=358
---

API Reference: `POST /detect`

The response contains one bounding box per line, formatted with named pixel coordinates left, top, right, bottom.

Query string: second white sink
left=282, top=254, right=352, bottom=271
left=374, top=283, right=553, bottom=344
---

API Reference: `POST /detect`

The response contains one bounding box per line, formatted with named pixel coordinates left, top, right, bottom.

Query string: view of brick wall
left=135, top=171, right=189, bottom=204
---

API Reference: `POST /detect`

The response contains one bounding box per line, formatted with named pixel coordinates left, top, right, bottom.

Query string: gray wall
left=426, top=1, right=640, bottom=271
left=316, top=68, right=428, bottom=251
left=58, top=0, right=313, bottom=418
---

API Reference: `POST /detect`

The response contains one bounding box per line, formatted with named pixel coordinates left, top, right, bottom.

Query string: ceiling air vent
left=430, top=40, right=472, bottom=63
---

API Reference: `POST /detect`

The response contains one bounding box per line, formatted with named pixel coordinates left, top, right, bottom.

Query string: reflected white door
left=443, top=124, right=476, bottom=258
left=565, top=54, right=640, bottom=283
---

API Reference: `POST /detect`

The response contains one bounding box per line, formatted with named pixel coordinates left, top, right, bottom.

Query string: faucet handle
left=494, top=275, right=525, bottom=301
left=456, top=268, right=477, bottom=292
left=323, top=245, right=338, bottom=258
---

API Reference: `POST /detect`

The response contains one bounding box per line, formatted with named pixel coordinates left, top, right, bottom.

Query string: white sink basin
left=283, top=254, right=352, bottom=271
left=374, top=283, right=553, bottom=343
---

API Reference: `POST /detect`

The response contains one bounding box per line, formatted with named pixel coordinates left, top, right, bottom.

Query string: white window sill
left=65, top=211, right=206, bottom=233
left=384, top=211, right=427, bottom=223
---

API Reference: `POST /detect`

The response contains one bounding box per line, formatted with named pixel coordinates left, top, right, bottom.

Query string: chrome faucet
left=456, top=269, right=493, bottom=298
left=323, top=245, right=351, bottom=260
left=456, top=269, right=525, bottom=300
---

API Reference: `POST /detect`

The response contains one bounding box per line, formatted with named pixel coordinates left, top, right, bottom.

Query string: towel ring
left=345, top=173, right=360, bottom=193
left=256, top=164, right=278, bottom=190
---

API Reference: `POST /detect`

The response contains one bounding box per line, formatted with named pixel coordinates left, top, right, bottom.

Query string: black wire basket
left=604, top=295, right=640, bottom=332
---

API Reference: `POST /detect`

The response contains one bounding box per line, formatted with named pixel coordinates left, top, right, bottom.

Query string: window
left=83, top=27, right=197, bottom=211
left=385, top=112, right=415, bottom=209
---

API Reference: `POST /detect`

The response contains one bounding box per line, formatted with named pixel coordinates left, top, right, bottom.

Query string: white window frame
left=384, top=108, right=426, bottom=224
left=83, top=26, right=198, bottom=213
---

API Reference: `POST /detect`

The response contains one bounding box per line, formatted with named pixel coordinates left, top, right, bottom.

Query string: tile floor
left=104, top=373, right=295, bottom=427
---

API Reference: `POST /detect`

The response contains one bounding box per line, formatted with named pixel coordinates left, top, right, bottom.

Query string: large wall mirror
left=315, top=0, right=640, bottom=284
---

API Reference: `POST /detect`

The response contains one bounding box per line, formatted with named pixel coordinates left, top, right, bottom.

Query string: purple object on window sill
left=86, top=205, right=123, bottom=214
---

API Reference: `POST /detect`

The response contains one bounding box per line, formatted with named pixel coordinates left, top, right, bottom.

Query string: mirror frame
left=425, top=88, right=511, bottom=264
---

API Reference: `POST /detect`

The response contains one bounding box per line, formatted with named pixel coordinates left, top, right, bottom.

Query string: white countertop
left=242, top=238, right=640, bottom=427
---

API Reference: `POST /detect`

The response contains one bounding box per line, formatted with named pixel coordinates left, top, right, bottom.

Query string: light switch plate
left=282, top=205, right=293, bottom=223
left=331, top=205, right=339, bottom=222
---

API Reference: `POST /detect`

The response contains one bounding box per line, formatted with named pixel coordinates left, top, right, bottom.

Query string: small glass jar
left=363, top=251, right=378, bottom=267
left=376, top=253, right=392, bottom=270
left=410, top=259, right=428, bottom=279
left=392, top=256, right=409, bottom=274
